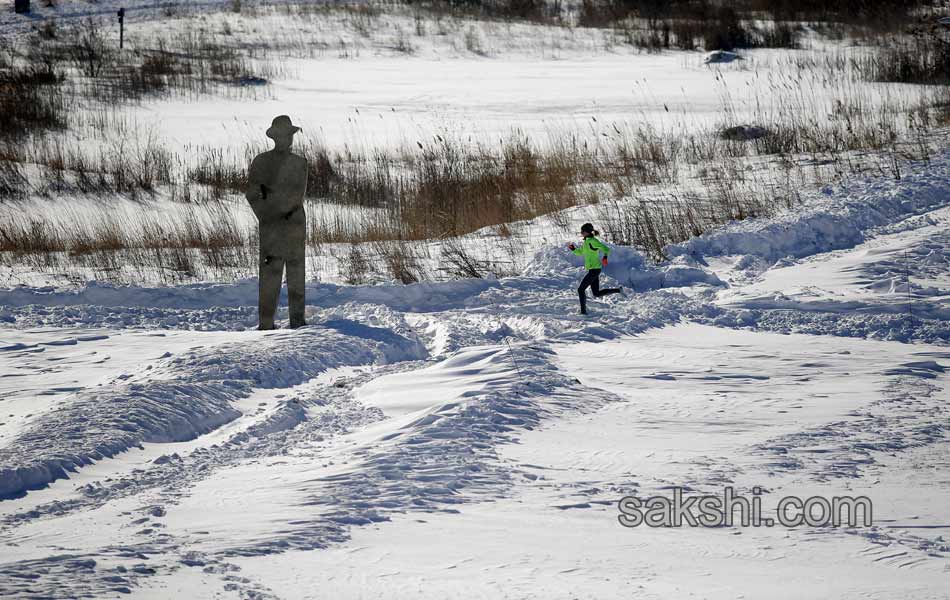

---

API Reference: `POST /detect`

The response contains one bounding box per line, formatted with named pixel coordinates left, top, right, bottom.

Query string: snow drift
left=0, top=321, right=426, bottom=499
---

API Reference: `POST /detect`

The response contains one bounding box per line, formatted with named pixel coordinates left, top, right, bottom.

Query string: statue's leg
left=286, top=233, right=306, bottom=329
left=259, top=251, right=284, bottom=330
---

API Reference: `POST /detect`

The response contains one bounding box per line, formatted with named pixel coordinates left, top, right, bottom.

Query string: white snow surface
left=2, top=4, right=950, bottom=590
left=0, top=143, right=948, bottom=597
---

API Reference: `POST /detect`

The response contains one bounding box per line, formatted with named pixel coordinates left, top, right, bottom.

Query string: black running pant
left=578, top=268, right=620, bottom=313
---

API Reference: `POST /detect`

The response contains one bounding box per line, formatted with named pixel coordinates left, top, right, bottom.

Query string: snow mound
left=227, top=344, right=617, bottom=557
left=704, top=50, right=742, bottom=64
left=720, top=124, right=769, bottom=141
left=667, top=153, right=950, bottom=264
left=0, top=277, right=500, bottom=314
left=0, top=322, right=426, bottom=500
left=523, top=245, right=723, bottom=292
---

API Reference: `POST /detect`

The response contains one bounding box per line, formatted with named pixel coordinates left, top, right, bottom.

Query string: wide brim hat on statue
left=266, top=115, right=302, bottom=139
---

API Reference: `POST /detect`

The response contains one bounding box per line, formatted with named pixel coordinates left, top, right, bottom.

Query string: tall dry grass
left=2, top=80, right=945, bottom=283
left=0, top=203, right=255, bottom=284
left=1, top=2, right=949, bottom=284
left=851, top=26, right=950, bottom=85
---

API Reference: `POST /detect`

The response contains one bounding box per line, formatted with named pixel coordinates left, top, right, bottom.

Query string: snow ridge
left=667, top=154, right=950, bottom=263
left=0, top=321, right=426, bottom=500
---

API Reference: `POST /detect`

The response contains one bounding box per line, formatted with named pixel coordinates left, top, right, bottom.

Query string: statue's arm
left=294, top=157, right=309, bottom=205
left=245, top=157, right=266, bottom=220
left=283, top=157, right=309, bottom=220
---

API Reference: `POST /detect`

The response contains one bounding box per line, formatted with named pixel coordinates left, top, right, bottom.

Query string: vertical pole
left=117, top=8, right=125, bottom=49
left=905, top=249, right=912, bottom=319
left=504, top=337, right=523, bottom=378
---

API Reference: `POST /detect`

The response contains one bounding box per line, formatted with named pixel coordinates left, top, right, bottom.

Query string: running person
left=568, top=223, right=621, bottom=315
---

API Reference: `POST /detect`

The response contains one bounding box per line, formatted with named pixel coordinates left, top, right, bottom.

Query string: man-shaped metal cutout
left=246, top=116, right=309, bottom=330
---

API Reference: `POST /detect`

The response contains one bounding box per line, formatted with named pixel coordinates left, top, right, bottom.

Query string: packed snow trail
left=0, top=154, right=949, bottom=597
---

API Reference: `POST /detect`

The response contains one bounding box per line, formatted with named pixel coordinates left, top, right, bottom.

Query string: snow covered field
left=6, top=4, right=934, bottom=155
left=1, top=146, right=948, bottom=597
left=2, top=2, right=950, bottom=598
left=3, top=1, right=947, bottom=288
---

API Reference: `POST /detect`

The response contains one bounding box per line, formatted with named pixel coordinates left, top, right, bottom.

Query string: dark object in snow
left=14, top=0, right=30, bottom=13
left=246, top=116, right=309, bottom=330
left=704, top=50, right=743, bottom=64
left=117, top=7, right=125, bottom=49
left=720, top=125, right=769, bottom=141
left=238, top=75, right=268, bottom=86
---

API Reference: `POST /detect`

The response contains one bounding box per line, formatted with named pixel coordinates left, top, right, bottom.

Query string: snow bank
left=524, top=244, right=723, bottom=291
left=0, top=276, right=500, bottom=315
left=1, top=149, right=947, bottom=348
left=2, top=153, right=947, bottom=321
left=0, top=322, right=426, bottom=500
left=667, top=153, right=950, bottom=264
left=226, top=344, right=617, bottom=557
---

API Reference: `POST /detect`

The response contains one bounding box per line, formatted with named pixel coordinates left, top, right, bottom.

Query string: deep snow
left=0, top=142, right=948, bottom=597
left=2, top=4, right=950, bottom=596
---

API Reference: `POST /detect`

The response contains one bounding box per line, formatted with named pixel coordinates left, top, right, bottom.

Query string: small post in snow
left=14, top=0, right=30, bottom=14
left=504, top=337, right=523, bottom=378
left=904, top=249, right=913, bottom=319
left=117, top=8, right=125, bottom=49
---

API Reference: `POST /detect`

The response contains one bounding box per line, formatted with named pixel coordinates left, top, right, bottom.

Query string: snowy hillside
left=1, top=147, right=948, bottom=597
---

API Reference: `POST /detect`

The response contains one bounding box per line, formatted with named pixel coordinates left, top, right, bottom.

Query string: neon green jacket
left=572, top=236, right=611, bottom=270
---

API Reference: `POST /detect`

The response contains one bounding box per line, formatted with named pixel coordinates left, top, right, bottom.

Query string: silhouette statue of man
left=246, top=115, right=309, bottom=330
